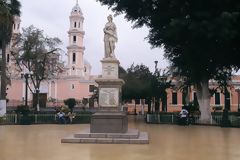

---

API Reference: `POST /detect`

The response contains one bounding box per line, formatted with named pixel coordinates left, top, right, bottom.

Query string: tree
left=153, top=64, right=173, bottom=112
left=121, top=64, right=152, bottom=114
left=97, top=0, right=240, bottom=123
left=64, top=98, right=76, bottom=112
left=0, top=0, right=21, bottom=105
left=11, top=25, right=62, bottom=110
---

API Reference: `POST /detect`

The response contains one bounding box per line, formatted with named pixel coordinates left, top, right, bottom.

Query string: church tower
left=67, top=0, right=85, bottom=76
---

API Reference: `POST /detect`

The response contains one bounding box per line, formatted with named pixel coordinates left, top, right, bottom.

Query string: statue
left=104, top=15, right=118, bottom=58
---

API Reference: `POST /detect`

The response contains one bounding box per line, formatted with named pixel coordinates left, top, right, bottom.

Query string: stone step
left=61, top=132, right=149, bottom=144
left=74, top=128, right=139, bottom=139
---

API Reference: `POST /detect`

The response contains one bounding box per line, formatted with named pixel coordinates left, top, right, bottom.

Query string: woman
left=103, top=15, right=118, bottom=58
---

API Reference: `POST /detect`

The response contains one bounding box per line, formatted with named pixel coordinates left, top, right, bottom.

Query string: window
left=74, top=22, right=77, bottom=28
left=73, top=36, right=76, bottom=43
left=78, top=22, right=81, bottom=28
left=182, top=91, right=187, bottom=105
left=89, top=85, right=95, bottom=92
left=172, top=92, right=178, bottom=105
left=72, top=53, right=76, bottom=63
left=72, top=84, right=75, bottom=89
left=215, top=92, right=221, bottom=105
left=84, top=66, right=87, bottom=72
left=7, top=54, right=10, bottom=63
left=72, top=67, right=75, bottom=71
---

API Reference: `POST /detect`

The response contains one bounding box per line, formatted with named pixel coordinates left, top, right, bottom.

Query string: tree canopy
left=11, top=25, right=63, bottom=92
left=121, top=64, right=153, bottom=101
left=97, top=0, right=240, bottom=82
left=97, top=0, right=240, bottom=122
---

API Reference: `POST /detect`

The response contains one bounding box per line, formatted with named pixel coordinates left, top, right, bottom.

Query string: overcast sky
left=18, top=0, right=168, bottom=75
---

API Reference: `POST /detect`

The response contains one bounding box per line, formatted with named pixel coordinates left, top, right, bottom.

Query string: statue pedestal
left=95, top=78, right=124, bottom=109
left=90, top=112, right=128, bottom=133
left=90, top=57, right=127, bottom=133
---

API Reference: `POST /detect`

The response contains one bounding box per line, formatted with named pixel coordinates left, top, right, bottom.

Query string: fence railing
left=0, top=114, right=91, bottom=125
left=146, top=113, right=240, bottom=127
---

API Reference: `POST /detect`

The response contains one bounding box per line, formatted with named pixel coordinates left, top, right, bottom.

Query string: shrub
left=15, top=105, right=31, bottom=125
left=15, top=105, right=30, bottom=116
left=64, top=98, right=76, bottom=112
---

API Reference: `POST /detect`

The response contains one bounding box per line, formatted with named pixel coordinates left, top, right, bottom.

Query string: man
left=57, top=111, right=66, bottom=124
left=179, top=107, right=189, bottom=125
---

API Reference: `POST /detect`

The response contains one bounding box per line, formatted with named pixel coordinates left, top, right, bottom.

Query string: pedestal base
left=61, top=128, right=149, bottom=144
left=90, top=112, right=128, bottom=133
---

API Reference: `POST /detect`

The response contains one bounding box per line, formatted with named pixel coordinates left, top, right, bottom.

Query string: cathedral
left=6, top=1, right=96, bottom=107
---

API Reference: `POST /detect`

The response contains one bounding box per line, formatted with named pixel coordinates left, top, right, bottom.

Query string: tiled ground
left=0, top=116, right=240, bottom=160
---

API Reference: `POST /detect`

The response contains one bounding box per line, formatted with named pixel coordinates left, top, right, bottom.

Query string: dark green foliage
left=121, top=64, right=172, bottom=112
left=99, top=0, right=240, bottom=84
left=0, top=0, right=21, bottom=100
left=64, top=98, right=76, bottom=111
left=0, top=0, right=21, bottom=43
left=98, top=0, right=240, bottom=122
left=15, top=105, right=31, bottom=125
left=15, top=105, right=30, bottom=116
left=183, top=101, right=200, bottom=115
left=97, top=0, right=240, bottom=88
left=122, top=64, right=153, bottom=101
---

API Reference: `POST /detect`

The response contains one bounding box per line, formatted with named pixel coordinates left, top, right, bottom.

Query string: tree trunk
left=0, top=41, right=7, bottom=100
left=161, top=92, right=167, bottom=112
left=196, top=77, right=211, bottom=124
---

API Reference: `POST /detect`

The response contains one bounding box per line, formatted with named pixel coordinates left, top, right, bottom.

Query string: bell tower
left=67, top=0, right=85, bottom=76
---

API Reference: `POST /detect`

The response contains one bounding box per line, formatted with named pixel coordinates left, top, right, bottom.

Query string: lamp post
left=21, top=71, right=33, bottom=106
left=235, top=87, right=240, bottom=112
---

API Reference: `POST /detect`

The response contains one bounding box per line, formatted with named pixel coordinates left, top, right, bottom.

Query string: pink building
left=6, top=2, right=97, bottom=107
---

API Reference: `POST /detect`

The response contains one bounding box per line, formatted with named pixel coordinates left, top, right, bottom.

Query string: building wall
left=6, top=78, right=95, bottom=107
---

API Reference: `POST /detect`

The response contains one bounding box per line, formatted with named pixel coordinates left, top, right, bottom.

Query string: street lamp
left=21, top=71, right=33, bottom=107
left=235, top=87, right=240, bottom=112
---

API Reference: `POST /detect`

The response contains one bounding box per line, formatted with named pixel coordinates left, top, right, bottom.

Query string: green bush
left=15, top=105, right=31, bottom=125
left=64, top=98, right=76, bottom=111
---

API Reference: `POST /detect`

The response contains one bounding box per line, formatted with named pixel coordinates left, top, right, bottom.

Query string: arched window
left=72, top=53, right=76, bottom=63
left=72, top=66, right=75, bottom=70
left=78, top=22, right=81, bottom=28
left=73, top=36, right=76, bottom=43
left=74, top=22, right=77, bottom=28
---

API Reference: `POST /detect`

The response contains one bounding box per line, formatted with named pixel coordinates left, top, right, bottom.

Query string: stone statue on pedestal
left=104, top=15, right=118, bottom=58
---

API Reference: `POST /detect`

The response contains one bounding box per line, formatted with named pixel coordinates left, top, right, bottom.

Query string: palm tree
left=0, top=0, right=21, bottom=101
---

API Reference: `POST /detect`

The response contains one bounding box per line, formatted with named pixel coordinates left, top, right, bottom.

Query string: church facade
left=6, top=2, right=96, bottom=107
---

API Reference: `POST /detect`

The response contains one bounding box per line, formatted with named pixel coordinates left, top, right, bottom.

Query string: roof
left=71, top=0, right=82, bottom=15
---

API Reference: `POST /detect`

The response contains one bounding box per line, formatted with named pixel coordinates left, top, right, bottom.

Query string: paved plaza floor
left=0, top=116, right=240, bottom=160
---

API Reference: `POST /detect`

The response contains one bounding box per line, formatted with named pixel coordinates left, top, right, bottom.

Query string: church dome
left=71, top=1, right=82, bottom=14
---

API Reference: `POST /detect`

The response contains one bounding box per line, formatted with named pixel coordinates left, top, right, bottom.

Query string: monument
left=91, top=14, right=126, bottom=133
left=62, top=15, right=149, bottom=144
